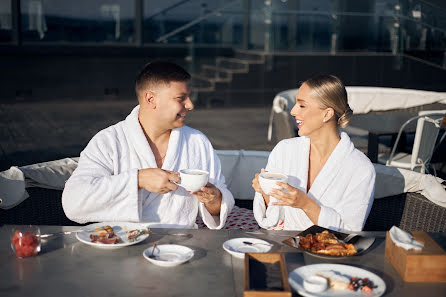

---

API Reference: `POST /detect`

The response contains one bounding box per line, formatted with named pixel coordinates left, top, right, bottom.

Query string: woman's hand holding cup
left=252, top=168, right=267, bottom=195
left=258, top=171, right=288, bottom=197
left=253, top=170, right=288, bottom=207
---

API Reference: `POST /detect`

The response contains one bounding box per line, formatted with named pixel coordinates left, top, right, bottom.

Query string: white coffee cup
left=258, top=172, right=288, bottom=195
left=176, top=169, right=209, bottom=192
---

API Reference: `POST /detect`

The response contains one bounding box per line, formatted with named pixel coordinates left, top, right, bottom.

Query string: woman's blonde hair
left=303, top=74, right=353, bottom=128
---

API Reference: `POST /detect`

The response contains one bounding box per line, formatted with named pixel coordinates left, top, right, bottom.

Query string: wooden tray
left=385, top=231, right=446, bottom=282
left=244, top=253, right=291, bottom=297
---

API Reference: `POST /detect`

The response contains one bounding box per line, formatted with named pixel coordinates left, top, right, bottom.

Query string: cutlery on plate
left=341, top=233, right=359, bottom=243
left=242, top=241, right=273, bottom=247
left=40, top=229, right=93, bottom=238
left=292, top=236, right=300, bottom=247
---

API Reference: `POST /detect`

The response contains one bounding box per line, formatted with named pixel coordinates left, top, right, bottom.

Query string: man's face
left=153, top=81, right=194, bottom=129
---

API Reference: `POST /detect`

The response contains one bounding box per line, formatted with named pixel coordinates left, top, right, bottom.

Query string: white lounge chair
left=378, top=110, right=446, bottom=174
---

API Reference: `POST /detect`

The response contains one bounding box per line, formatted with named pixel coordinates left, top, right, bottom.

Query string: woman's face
left=290, top=83, right=327, bottom=137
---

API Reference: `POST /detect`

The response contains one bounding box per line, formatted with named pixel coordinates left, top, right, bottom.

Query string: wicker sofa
left=1, top=187, right=445, bottom=232
left=1, top=150, right=445, bottom=231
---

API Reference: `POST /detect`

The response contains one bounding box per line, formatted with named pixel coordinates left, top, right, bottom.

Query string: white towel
left=0, top=167, right=28, bottom=209
left=374, top=163, right=446, bottom=207
left=389, top=226, right=424, bottom=250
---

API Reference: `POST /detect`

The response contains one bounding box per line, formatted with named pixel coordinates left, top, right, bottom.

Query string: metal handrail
left=145, top=0, right=191, bottom=21
left=269, top=10, right=446, bottom=35
left=387, top=112, right=446, bottom=168
left=156, top=0, right=240, bottom=43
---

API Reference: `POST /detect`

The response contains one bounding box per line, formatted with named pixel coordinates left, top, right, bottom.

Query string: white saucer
left=143, top=244, right=194, bottom=267
left=222, top=238, right=272, bottom=259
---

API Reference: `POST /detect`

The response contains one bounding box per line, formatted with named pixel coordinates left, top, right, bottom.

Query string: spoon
left=242, top=241, right=273, bottom=247
left=340, top=233, right=359, bottom=244
left=149, top=242, right=158, bottom=259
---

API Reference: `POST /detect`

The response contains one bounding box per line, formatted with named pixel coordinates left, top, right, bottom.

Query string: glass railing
left=1, top=0, right=445, bottom=68
left=143, top=0, right=243, bottom=46
left=20, top=0, right=135, bottom=43
left=397, top=0, right=446, bottom=67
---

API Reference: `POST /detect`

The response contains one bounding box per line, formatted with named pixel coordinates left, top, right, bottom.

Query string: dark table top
left=1, top=226, right=446, bottom=297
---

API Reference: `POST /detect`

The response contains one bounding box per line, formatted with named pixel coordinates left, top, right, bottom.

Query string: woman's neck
left=309, top=125, right=340, bottom=160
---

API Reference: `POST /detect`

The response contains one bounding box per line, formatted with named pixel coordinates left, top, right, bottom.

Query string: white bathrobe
left=254, top=132, right=375, bottom=232
left=62, top=106, right=234, bottom=229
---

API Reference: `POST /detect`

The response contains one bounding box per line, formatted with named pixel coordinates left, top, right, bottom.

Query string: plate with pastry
left=288, top=263, right=386, bottom=297
left=283, top=225, right=375, bottom=259
left=76, top=222, right=150, bottom=249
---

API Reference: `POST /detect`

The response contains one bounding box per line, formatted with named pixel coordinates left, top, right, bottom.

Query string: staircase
left=190, top=49, right=268, bottom=108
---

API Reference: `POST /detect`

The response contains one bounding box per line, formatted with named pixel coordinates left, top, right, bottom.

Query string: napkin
left=389, top=226, right=424, bottom=251
left=0, top=166, right=28, bottom=209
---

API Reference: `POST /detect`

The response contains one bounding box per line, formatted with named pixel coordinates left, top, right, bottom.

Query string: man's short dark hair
left=135, top=60, right=191, bottom=98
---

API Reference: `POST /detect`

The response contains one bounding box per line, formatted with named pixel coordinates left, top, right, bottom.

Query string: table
left=1, top=226, right=445, bottom=297
left=349, top=113, right=418, bottom=163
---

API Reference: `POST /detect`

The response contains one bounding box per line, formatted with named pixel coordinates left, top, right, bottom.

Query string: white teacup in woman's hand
left=258, top=172, right=288, bottom=196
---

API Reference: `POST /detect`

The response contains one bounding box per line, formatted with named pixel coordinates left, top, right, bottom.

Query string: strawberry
left=362, top=286, right=372, bottom=292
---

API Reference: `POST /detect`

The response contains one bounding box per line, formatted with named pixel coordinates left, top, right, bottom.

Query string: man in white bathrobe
left=62, top=61, right=234, bottom=229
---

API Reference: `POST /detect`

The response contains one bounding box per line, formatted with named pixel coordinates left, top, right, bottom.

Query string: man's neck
left=139, top=112, right=171, bottom=148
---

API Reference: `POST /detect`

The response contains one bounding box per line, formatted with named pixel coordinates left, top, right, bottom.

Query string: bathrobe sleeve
left=62, top=130, right=140, bottom=224
left=317, top=164, right=376, bottom=231
left=253, top=144, right=283, bottom=229
left=198, top=138, right=234, bottom=229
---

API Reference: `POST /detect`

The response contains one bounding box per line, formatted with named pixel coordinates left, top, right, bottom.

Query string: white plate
left=75, top=222, right=150, bottom=249
left=143, top=244, right=194, bottom=267
left=288, top=264, right=386, bottom=297
left=222, top=238, right=272, bottom=259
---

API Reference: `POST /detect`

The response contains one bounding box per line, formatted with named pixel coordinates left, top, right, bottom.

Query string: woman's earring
left=322, top=119, right=326, bottom=123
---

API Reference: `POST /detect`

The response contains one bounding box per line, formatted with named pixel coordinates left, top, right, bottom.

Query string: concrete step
left=234, top=49, right=266, bottom=64
left=201, top=65, right=232, bottom=82
left=215, top=57, right=249, bottom=72
left=190, top=75, right=214, bottom=89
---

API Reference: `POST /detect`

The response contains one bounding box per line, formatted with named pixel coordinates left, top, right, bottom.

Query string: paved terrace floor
left=0, top=100, right=276, bottom=171
left=2, top=99, right=445, bottom=178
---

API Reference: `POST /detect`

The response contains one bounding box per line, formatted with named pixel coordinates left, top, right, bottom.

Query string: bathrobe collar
left=124, top=105, right=181, bottom=170
left=302, top=132, right=355, bottom=201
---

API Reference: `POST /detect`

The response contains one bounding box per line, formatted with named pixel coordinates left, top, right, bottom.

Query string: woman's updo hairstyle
left=303, top=74, right=353, bottom=128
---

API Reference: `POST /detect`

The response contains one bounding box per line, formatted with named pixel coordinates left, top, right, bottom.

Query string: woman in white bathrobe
left=252, top=75, right=375, bottom=231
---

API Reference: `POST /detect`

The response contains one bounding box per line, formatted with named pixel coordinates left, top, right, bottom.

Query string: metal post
left=134, top=0, right=143, bottom=46
left=185, top=35, right=195, bottom=75
left=287, top=0, right=298, bottom=50
left=11, top=0, right=21, bottom=45
left=264, top=0, right=273, bottom=71
left=242, top=0, right=250, bottom=49
left=392, top=2, right=402, bottom=70
left=331, top=0, right=340, bottom=54
left=442, top=51, right=446, bottom=68
left=264, top=0, right=272, bottom=53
